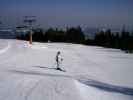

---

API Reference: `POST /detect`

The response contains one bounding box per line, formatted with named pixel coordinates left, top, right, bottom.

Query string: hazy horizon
left=0, top=0, right=133, bottom=31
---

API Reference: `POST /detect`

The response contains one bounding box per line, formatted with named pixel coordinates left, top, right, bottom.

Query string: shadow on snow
left=78, top=78, right=133, bottom=96
left=8, top=69, right=71, bottom=78
left=33, top=66, right=57, bottom=70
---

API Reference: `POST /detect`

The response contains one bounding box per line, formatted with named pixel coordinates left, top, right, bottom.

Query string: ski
left=56, top=68, right=66, bottom=72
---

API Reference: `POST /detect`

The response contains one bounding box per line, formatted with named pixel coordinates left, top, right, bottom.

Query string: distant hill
left=83, top=28, right=99, bottom=39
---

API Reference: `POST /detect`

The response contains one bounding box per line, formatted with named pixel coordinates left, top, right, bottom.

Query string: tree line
left=16, top=26, right=85, bottom=44
left=86, top=29, right=133, bottom=53
left=16, top=27, right=133, bottom=53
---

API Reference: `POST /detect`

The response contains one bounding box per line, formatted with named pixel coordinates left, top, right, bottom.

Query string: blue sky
left=0, top=0, right=133, bottom=30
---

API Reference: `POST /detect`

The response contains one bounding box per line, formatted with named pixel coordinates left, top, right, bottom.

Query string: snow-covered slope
left=0, top=39, right=133, bottom=100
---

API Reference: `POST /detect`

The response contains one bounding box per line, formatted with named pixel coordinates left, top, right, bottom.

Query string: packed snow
left=0, top=39, right=133, bottom=100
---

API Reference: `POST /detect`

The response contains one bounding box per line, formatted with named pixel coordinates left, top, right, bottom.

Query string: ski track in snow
left=0, top=41, right=10, bottom=55
left=24, top=79, right=42, bottom=100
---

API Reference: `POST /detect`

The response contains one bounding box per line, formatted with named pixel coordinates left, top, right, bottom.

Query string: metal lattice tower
left=23, top=16, right=36, bottom=44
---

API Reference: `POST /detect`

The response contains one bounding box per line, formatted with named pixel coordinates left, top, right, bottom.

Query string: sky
left=0, top=0, right=133, bottom=31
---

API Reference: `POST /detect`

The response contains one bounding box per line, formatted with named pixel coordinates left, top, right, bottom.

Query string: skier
left=56, top=51, right=63, bottom=70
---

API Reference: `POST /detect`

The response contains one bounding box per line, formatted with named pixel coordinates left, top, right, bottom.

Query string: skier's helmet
left=57, top=51, right=61, bottom=55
